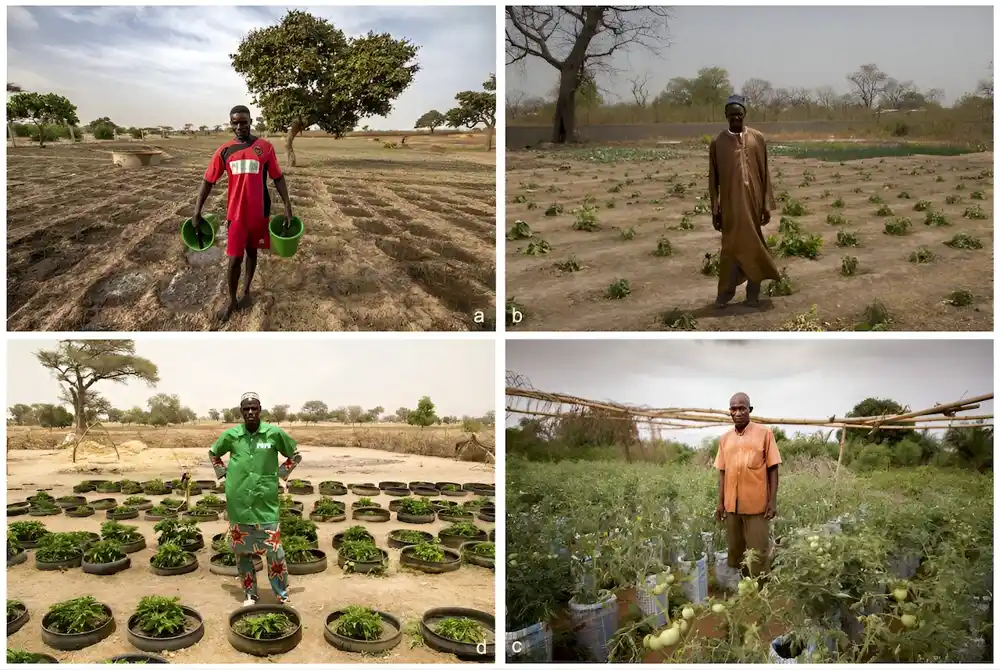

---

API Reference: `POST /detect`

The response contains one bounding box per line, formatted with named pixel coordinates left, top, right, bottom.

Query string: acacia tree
left=7, top=91, right=79, bottom=147
left=847, top=64, right=888, bottom=109
left=506, top=6, right=671, bottom=143
left=36, top=340, right=159, bottom=435
left=231, top=10, right=420, bottom=166
left=445, top=74, right=496, bottom=150
left=415, top=109, right=446, bottom=133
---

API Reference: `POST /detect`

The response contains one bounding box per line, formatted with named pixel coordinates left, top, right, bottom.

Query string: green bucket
left=181, top=213, right=220, bottom=251
left=269, top=215, right=304, bottom=258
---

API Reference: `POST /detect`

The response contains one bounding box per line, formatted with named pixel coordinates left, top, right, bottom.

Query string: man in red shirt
left=193, top=105, right=293, bottom=323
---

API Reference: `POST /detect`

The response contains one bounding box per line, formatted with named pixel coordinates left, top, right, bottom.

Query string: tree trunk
left=35, top=121, right=45, bottom=148
left=73, top=384, right=87, bottom=436
left=551, top=67, right=580, bottom=144
left=285, top=120, right=304, bottom=167
left=7, top=122, right=16, bottom=148
left=64, top=120, right=76, bottom=143
left=484, top=126, right=494, bottom=151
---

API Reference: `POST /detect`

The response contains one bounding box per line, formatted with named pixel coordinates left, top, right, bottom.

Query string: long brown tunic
left=708, top=128, right=781, bottom=293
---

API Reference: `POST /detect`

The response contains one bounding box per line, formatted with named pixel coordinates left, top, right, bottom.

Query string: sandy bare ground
left=506, top=144, right=993, bottom=331
left=7, top=134, right=496, bottom=332
left=6, top=446, right=495, bottom=663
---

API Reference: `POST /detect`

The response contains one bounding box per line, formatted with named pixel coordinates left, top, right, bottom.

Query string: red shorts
left=226, top=217, right=271, bottom=257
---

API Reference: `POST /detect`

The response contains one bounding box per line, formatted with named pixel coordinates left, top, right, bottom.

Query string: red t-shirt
left=204, top=137, right=283, bottom=225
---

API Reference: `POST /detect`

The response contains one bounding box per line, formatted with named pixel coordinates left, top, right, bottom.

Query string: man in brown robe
left=708, top=95, right=781, bottom=308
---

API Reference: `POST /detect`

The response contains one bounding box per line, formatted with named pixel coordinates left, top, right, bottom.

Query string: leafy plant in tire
left=435, top=616, right=485, bottom=643
left=8, top=599, right=25, bottom=623
left=7, top=649, right=51, bottom=663
left=36, top=533, right=84, bottom=562
left=151, top=543, right=191, bottom=569
left=147, top=505, right=174, bottom=517
left=213, top=529, right=233, bottom=553
left=124, top=496, right=149, bottom=507
left=443, top=522, right=483, bottom=538
left=469, top=542, right=495, bottom=558
left=411, top=541, right=446, bottom=562
left=46, top=596, right=110, bottom=634
left=143, top=479, right=169, bottom=495
left=109, top=505, right=137, bottom=516
left=230, top=10, right=420, bottom=168
left=233, top=612, right=294, bottom=640
left=279, top=517, right=318, bottom=542
left=198, top=493, right=223, bottom=506
left=393, top=530, right=429, bottom=544
left=85, top=540, right=126, bottom=564
left=102, top=521, right=142, bottom=544
left=161, top=497, right=184, bottom=510
left=154, top=518, right=200, bottom=546
left=342, top=525, right=374, bottom=543
left=283, top=535, right=317, bottom=563
left=353, top=496, right=379, bottom=508
left=28, top=491, right=55, bottom=504
left=334, top=605, right=383, bottom=641
left=8, top=535, right=23, bottom=558
left=133, top=596, right=187, bottom=638
left=313, top=497, right=343, bottom=516
left=399, top=498, right=435, bottom=516
left=214, top=544, right=239, bottom=566
left=339, top=539, right=382, bottom=562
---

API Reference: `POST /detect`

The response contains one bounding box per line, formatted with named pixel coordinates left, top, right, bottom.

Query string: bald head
left=729, top=392, right=752, bottom=430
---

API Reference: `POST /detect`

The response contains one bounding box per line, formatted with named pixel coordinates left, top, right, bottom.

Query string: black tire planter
left=287, top=484, right=314, bottom=495
left=121, top=485, right=144, bottom=496
left=83, top=555, right=131, bottom=576
left=150, top=553, right=198, bottom=576
left=309, top=511, right=347, bottom=523
left=92, top=498, right=118, bottom=510
left=352, top=507, right=390, bottom=523
left=337, top=548, right=389, bottom=574
left=477, top=510, right=495, bottom=523
left=8, top=602, right=29, bottom=636
left=489, top=529, right=495, bottom=542
left=460, top=542, right=495, bottom=570
left=281, top=509, right=303, bottom=519
left=287, top=549, right=328, bottom=575
left=107, top=508, right=140, bottom=521
left=180, top=537, right=205, bottom=553
left=141, top=485, right=170, bottom=496
left=56, top=496, right=87, bottom=509
left=388, top=499, right=408, bottom=513
left=74, top=482, right=97, bottom=493
left=324, top=609, right=402, bottom=653
left=332, top=531, right=374, bottom=550
left=36, top=554, right=83, bottom=571
left=227, top=603, right=302, bottom=656
left=8, top=502, right=30, bottom=516
left=379, top=481, right=407, bottom=490
left=106, top=652, right=169, bottom=663
left=127, top=605, right=204, bottom=652
left=17, top=535, right=48, bottom=550
left=198, top=500, right=226, bottom=512
left=41, top=603, right=116, bottom=651
left=145, top=510, right=178, bottom=522
left=66, top=506, right=95, bottom=518
left=183, top=511, right=219, bottom=523
left=409, top=481, right=437, bottom=492
left=29, top=507, right=61, bottom=517
left=209, top=554, right=263, bottom=576
left=439, top=486, right=467, bottom=498
left=388, top=529, right=434, bottom=549
left=124, top=500, right=154, bottom=511
left=420, top=607, right=495, bottom=660
left=9, top=549, right=28, bottom=567
left=349, top=485, right=380, bottom=497
left=384, top=487, right=410, bottom=497
left=400, top=545, right=461, bottom=574
left=463, top=482, right=493, bottom=492
left=412, top=487, right=439, bottom=498
left=96, top=483, right=122, bottom=493
left=439, top=511, right=475, bottom=523
left=195, top=480, right=216, bottom=490
left=397, top=511, right=436, bottom=525
left=439, top=529, right=488, bottom=550
left=319, top=484, right=348, bottom=496
left=121, top=537, right=146, bottom=554
left=74, top=532, right=101, bottom=548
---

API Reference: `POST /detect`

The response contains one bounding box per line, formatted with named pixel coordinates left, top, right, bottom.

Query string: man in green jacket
left=209, top=392, right=301, bottom=606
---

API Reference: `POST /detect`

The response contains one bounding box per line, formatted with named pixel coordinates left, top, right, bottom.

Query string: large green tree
left=36, top=340, right=159, bottom=435
left=231, top=10, right=420, bottom=166
left=445, top=74, right=496, bottom=150
left=7, top=91, right=79, bottom=146
left=407, top=396, right=438, bottom=428
left=415, top=109, right=446, bottom=133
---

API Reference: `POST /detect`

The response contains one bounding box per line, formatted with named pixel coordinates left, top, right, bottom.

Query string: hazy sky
left=507, top=6, right=993, bottom=106
left=8, top=339, right=495, bottom=416
left=506, top=340, right=994, bottom=445
left=8, top=5, right=495, bottom=129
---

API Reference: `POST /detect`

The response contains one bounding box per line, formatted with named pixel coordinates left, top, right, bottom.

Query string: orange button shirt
left=713, top=422, right=782, bottom=515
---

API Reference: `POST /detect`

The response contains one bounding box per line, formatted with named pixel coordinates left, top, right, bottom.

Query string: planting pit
left=7, top=443, right=494, bottom=662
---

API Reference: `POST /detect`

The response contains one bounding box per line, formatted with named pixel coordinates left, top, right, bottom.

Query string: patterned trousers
left=229, top=522, right=289, bottom=602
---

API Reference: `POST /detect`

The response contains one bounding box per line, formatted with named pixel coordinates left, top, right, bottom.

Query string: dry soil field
left=7, top=133, right=496, bottom=332
left=6, top=443, right=495, bottom=663
left=505, top=142, right=993, bottom=331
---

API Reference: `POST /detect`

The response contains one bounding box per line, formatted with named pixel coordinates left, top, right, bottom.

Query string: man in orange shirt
left=713, top=392, right=782, bottom=577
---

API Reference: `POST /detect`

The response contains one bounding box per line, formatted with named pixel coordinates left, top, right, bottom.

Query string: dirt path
left=7, top=447, right=495, bottom=663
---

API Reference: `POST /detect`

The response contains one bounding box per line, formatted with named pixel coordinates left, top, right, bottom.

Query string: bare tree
left=740, top=77, right=773, bottom=115
left=506, top=6, right=672, bottom=143
left=813, top=85, right=839, bottom=109
left=880, top=78, right=915, bottom=109
left=506, top=89, right=527, bottom=118
left=847, top=64, right=888, bottom=109
left=628, top=72, right=651, bottom=107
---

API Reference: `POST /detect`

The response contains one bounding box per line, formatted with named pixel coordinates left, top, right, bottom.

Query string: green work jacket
left=208, top=422, right=299, bottom=525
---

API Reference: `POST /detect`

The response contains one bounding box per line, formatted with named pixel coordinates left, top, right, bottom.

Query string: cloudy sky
left=8, top=339, right=495, bottom=417
left=8, top=5, right=495, bottom=129
left=507, top=6, right=992, bottom=106
left=506, top=340, right=993, bottom=445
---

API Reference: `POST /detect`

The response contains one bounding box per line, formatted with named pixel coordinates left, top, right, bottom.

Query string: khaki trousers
left=725, top=512, right=770, bottom=576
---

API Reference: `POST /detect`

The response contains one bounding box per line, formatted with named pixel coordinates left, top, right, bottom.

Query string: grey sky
left=507, top=6, right=993, bottom=106
left=8, top=339, right=495, bottom=416
left=8, top=5, right=495, bottom=129
left=506, top=340, right=993, bottom=445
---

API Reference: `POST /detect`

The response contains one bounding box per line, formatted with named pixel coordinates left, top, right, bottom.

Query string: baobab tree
left=506, top=6, right=672, bottom=143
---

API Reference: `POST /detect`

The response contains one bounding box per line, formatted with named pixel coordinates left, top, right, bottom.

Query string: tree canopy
left=415, top=109, right=446, bottom=133
left=7, top=91, right=80, bottom=147
left=230, top=10, right=420, bottom=165
left=445, top=74, right=496, bottom=149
